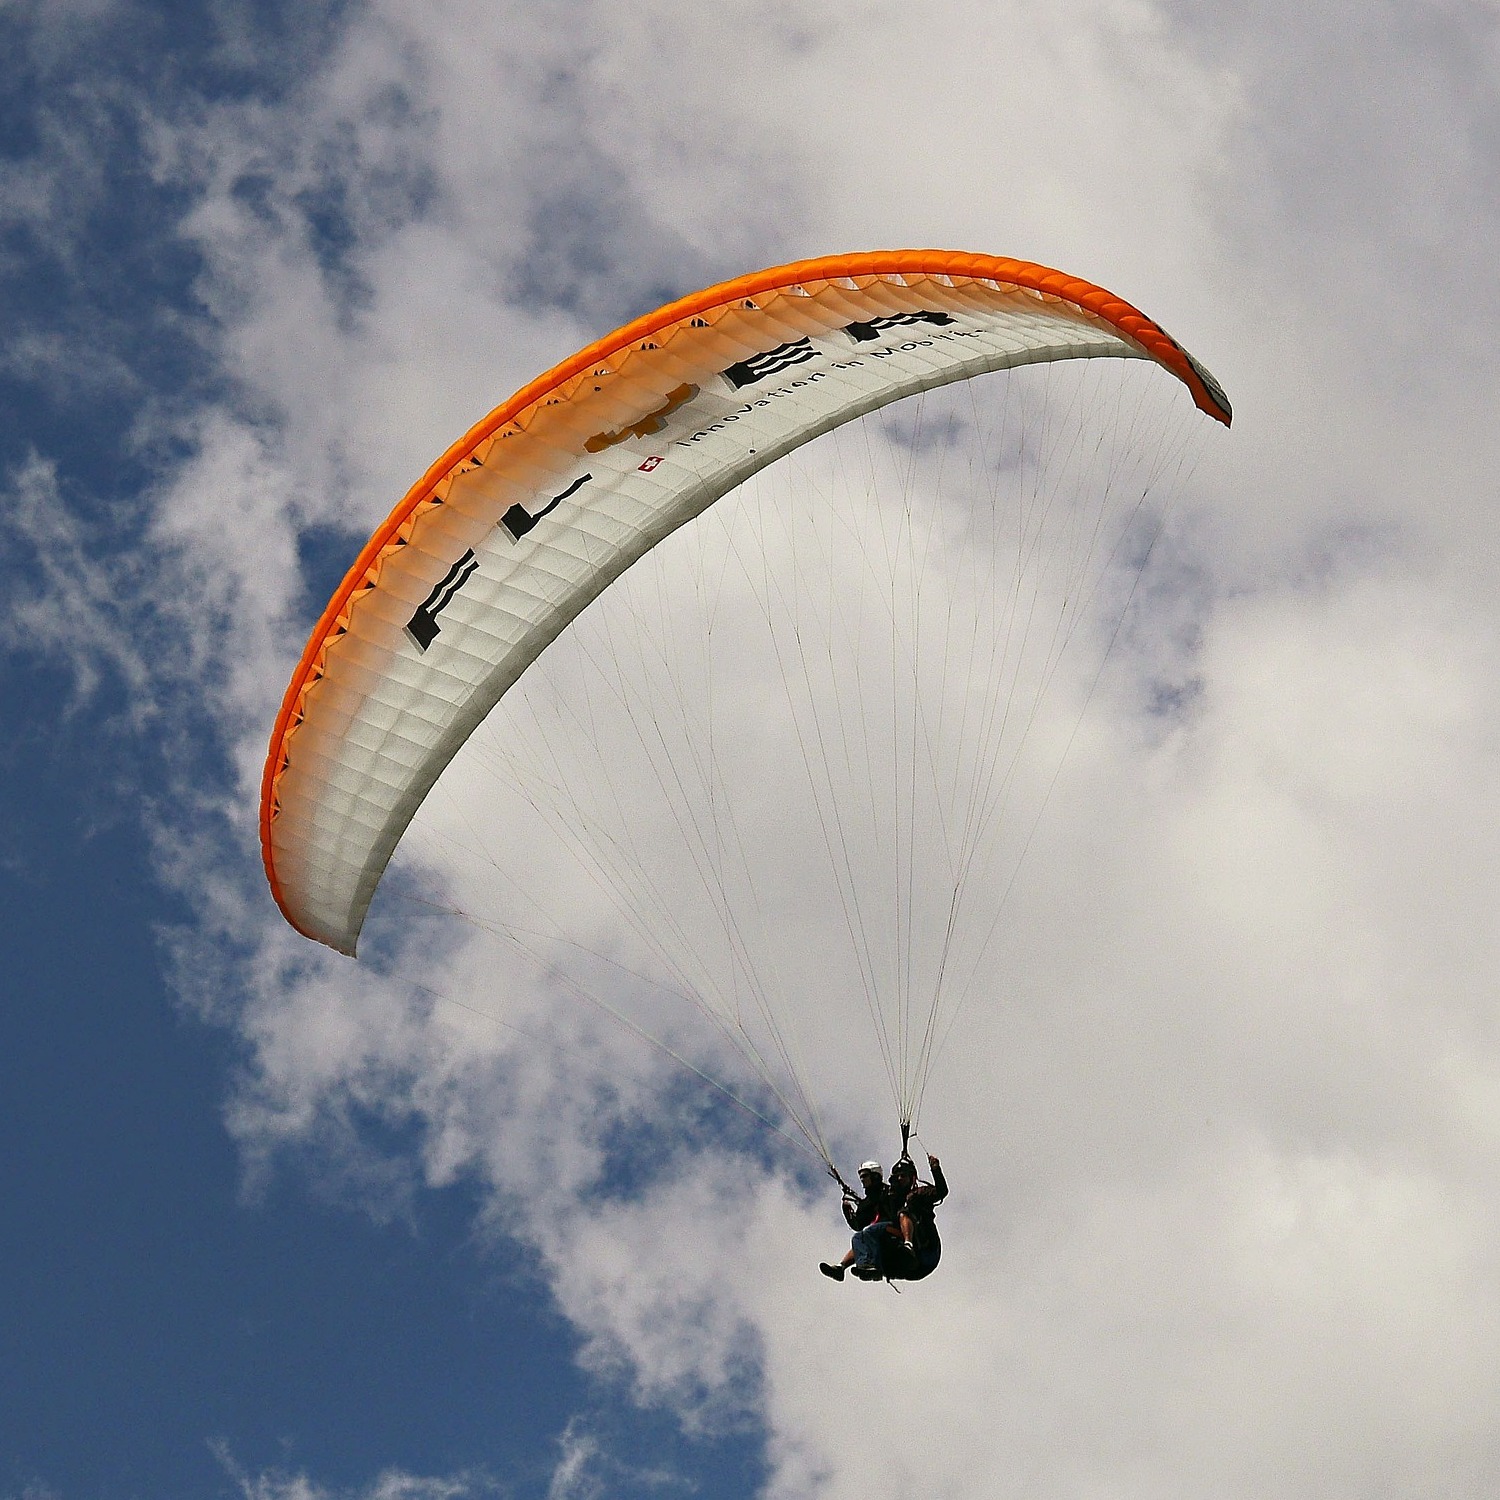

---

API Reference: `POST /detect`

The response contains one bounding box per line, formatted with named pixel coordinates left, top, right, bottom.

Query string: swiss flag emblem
left=639, top=455, right=663, bottom=472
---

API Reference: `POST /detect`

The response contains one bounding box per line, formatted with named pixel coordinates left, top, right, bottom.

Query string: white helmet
left=858, top=1161, right=882, bottom=1176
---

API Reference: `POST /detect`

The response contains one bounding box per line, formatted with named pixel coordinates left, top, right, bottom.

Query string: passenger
left=821, top=1159, right=892, bottom=1281
left=842, top=1161, right=893, bottom=1231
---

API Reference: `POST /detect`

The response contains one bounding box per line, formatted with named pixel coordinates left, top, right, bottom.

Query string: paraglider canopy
left=260, top=250, right=1229, bottom=960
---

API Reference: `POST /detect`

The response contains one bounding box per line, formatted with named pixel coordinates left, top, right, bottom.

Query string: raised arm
left=927, top=1153, right=948, bottom=1204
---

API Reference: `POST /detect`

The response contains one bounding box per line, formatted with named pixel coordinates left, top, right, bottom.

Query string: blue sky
left=0, top=5, right=758, bottom=1496
left=5, top=2, right=1500, bottom=1498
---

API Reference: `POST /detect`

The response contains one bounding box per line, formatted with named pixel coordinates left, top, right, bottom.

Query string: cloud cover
left=8, top=0, right=1500, bottom=1495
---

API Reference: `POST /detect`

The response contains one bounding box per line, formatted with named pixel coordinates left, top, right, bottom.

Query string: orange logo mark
left=585, top=383, right=698, bottom=453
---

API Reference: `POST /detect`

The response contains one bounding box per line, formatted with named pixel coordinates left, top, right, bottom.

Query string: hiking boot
left=819, top=1262, right=846, bottom=1282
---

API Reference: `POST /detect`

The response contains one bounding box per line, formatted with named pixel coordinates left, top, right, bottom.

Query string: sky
left=3, top=1, right=1500, bottom=1497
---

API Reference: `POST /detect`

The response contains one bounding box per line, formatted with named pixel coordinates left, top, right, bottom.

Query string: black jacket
left=842, top=1182, right=898, bottom=1231
left=894, top=1159, right=948, bottom=1255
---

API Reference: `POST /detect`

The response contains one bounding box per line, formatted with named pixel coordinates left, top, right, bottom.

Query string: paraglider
left=822, top=1149, right=948, bottom=1284
left=260, top=250, right=1230, bottom=1240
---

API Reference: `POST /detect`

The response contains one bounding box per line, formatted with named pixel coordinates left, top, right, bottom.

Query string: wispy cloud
left=1, top=453, right=156, bottom=718
left=212, top=1439, right=495, bottom=1500
left=546, top=1420, right=601, bottom=1500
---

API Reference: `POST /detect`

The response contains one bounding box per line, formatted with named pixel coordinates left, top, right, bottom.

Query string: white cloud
left=18, top=0, right=1496, bottom=1496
